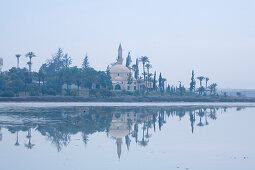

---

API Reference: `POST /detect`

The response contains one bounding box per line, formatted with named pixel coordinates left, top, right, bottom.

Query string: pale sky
left=0, top=0, right=254, bottom=89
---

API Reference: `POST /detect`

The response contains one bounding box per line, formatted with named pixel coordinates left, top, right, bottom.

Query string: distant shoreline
left=0, top=96, right=255, bottom=102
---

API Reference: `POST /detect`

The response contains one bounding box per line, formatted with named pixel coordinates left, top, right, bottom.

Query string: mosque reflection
left=0, top=106, right=243, bottom=158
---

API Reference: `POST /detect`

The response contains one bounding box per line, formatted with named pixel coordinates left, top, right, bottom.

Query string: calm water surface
left=0, top=103, right=254, bottom=170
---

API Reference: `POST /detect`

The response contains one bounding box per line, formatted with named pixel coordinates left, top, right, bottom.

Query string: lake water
left=0, top=103, right=254, bottom=170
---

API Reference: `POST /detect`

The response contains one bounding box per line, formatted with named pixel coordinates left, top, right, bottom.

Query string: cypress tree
left=126, top=52, right=132, bottom=68
left=135, top=58, right=139, bottom=79
left=153, top=71, right=156, bottom=90
left=82, top=54, right=89, bottom=69
left=190, top=70, right=196, bottom=92
left=158, top=73, right=162, bottom=92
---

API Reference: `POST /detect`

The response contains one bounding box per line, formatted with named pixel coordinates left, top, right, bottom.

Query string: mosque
left=109, top=44, right=138, bottom=91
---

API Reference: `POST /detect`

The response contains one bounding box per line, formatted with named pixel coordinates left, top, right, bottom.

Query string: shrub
left=70, top=89, right=77, bottom=96
left=0, top=91, right=15, bottom=97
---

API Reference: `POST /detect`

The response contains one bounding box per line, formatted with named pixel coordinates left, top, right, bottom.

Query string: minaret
left=117, top=43, right=123, bottom=65
left=116, top=138, right=122, bottom=159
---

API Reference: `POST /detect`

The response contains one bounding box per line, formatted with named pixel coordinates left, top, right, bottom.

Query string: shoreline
left=1, top=102, right=255, bottom=108
left=0, top=96, right=255, bottom=103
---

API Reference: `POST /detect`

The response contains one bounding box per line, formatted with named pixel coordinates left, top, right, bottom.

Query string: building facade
left=109, top=44, right=138, bottom=91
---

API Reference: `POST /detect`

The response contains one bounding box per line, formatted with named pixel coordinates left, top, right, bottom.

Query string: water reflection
left=0, top=106, right=243, bottom=158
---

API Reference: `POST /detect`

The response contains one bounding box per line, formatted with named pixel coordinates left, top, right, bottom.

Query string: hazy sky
left=0, top=0, right=254, bottom=89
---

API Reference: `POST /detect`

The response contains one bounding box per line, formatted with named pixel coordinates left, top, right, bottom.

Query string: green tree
left=82, top=54, right=90, bottom=69
left=25, top=52, right=36, bottom=72
left=139, top=56, right=149, bottom=81
left=126, top=52, right=132, bottom=68
left=74, top=68, right=83, bottom=95
left=135, top=58, right=139, bottom=79
left=44, top=48, right=66, bottom=77
left=63, top=53, right=72, bottom=68
left=158, top=73, right=162, bottom=92
left=162, top=78, right=166, bottom=92
left=16, top=54, right=21, bottom=68
left=205, top=77, right=209, bottom=89
left=198, top=86, right=205, bottom=95
left=145, top=63, right=152, bottom=90
left=197, top=76, right=205, bottom=87
left=189, top=70, right=196, bottom=92
left=153, top=71, right=157, bottom=90
left=208, top=83, right=217, bottom=95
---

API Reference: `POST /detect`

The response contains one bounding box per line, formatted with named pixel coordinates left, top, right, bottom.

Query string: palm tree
left=197, top=76, right=205, bottom=87
left=138, top=122, right=149, bottom=147
left=209, top=83, right=218, bottom=95
left=25, top=129, right=35, bottom=149
left=25, top=52, right=36, bottom=72
left=16, top=54, right=21, bottom=68
left=198, top=86, right=205, bottom=95
left=205, top=77, right=209, bottom=89
left=162, top=78, right=167, bottom=92
left=131, top=64, right=138, bottom=79
left=145, top=63, right=152, bottom=89
left=197, top=109, right=205, bottom=127
left=139, top=56, right=149, bottom=81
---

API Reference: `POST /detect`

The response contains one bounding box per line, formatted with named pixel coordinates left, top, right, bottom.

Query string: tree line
left=0, top=48, right=219, bottom=97
left=0, top=48, right=112, bottom=97
left=124, top=54, right=218, bottom=96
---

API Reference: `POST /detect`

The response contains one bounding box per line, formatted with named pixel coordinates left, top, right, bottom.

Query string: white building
left=109, top=44, right=138, bottom=91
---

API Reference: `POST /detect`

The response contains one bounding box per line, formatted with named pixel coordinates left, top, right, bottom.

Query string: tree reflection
left=15, top=131, right=20, bottom=146
left=25, top=129, right=35, bottom=150
left=197, top=109, right=205, bottom=127
left=0, top=127, right=2, bottom=142
left=0, top=106, right=223, bottom=157
left=81, top=133, right=89, bottom=147
left=138, top=122, right=149, bottom=147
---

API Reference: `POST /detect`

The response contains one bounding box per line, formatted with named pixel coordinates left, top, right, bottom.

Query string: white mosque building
left=109, top=44, right=138, bottom=91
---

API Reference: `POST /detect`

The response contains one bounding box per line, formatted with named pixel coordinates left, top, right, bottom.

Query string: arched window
left=115, top=84, right=121, bottom=90
left=115, top=113, right=121, bottom=118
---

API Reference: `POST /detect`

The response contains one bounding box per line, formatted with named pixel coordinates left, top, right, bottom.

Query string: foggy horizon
left=1, top=0, right=254, bottom=89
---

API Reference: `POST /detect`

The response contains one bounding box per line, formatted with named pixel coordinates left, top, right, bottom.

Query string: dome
left=114, top=76, right=123, bottom=81
left=109, top=129, right=129, bottom=139
left=110, top=64, right=130, bottom=73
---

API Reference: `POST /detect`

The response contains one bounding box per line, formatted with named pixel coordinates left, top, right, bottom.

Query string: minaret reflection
left=109, top=112, right=137, bottom=159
